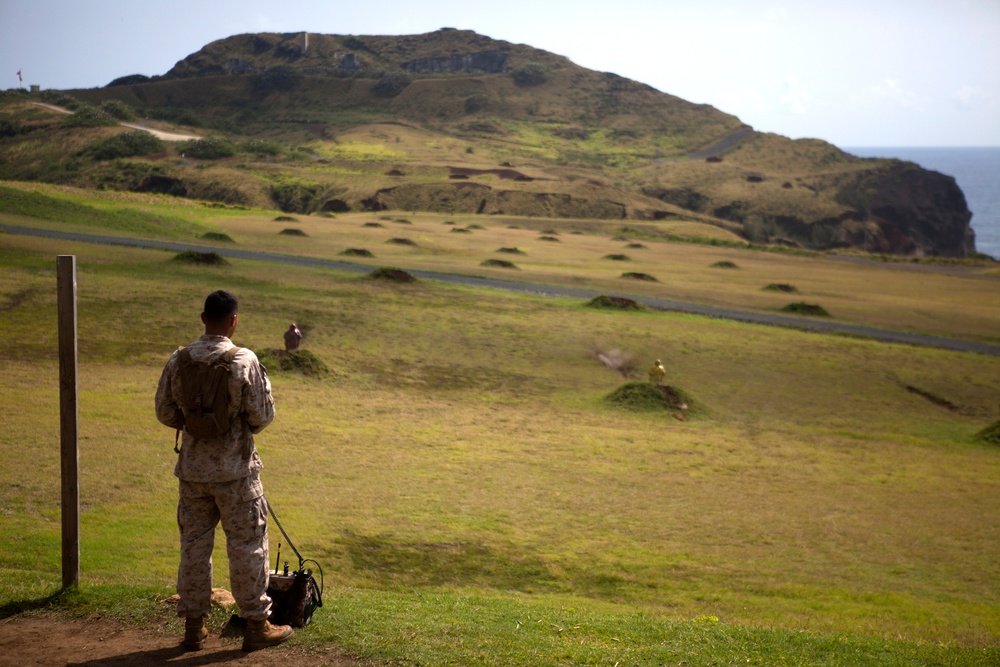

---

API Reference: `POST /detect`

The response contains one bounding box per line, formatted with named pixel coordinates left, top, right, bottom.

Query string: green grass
left=1, top=208, right=1000, bottom=663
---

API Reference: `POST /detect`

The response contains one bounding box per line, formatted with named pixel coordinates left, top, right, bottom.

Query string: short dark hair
left=203, top=290, right=239, bottom=324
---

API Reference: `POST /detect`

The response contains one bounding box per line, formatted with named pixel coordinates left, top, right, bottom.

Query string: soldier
left=648, top=359, right=667, bottom=386
left=283, top=323, right=302, bottom=352
left=155, top=290, right=293, bottom=652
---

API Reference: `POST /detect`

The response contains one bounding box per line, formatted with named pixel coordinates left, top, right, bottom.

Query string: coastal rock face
left=839, top=163, right=974, bottom=257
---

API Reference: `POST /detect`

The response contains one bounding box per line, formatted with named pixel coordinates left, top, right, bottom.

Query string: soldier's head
left=202, top=290, right=239, bottom=337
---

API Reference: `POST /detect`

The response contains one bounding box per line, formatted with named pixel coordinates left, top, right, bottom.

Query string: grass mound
left=605, top=382, right=693, bottom=413
left=975, top=420, right=1000, bottom=445
left=496, top=247, right=525, bottom=254
left=279, top=228, right=308, bottom=236
left=257, top=349, right=328, bottom=377
left=586, top=295, right=646, bottom=311
left=625, top=243, right=648, bottom=249
left=172, top=251, right=227, bottom=266
left=341, top=248, right=374, bottom=257
left=273, top=215, right=298, bottom=222
left=368, top=267, right=417, bottom=283
left=538, top=236, right=560, bottom=242
left=481, top=259, right=518, bottom=269
left=781, top=302, right=830, bottom=317
left=764, top=283, right=799, bottom=293
left=364, top=222, right=385, bottom=228
left=200, top=232, right=234, bottom=243
left=467, top=224, right=485, bottom=230
left=386, top=238, right=417, bottom=246
left=711, top=261, right=738, bottom=269
left=394, top=218, right=413, bottom=224
left=604, top=254, right=631, bottom=261
left=450, top=228, right=471, bottom=233
left=621, top=272, right=657, bottom=282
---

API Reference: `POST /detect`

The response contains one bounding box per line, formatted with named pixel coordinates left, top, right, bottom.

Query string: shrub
left=99, top=100, right=137, bottom=121
left=372, top=70, right=412, bottom=97
left=271, top=181, right=322, bottom=213
left=63, top=105, right=117, bottom=128
left=464, top=93, right=488, bottom=113
left=84, top=130, right=164, bottom=160
left=781, top=302, right=830, bottom=317
left=241, top=139, right=284, bottom=157
left=180, top=137, right=236, bottom=160
left=511, top=63, right=549, bottom=86
left=975, top=420, right=1000, bottom=445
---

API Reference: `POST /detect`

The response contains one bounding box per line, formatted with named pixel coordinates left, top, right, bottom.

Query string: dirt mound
left=605, top=382, right=692, bottom=414
left=367, top=267, right=417, bottom=283
left=586, top=295, right=646, bottom=311
left=172, top=251, right=227, bottom=265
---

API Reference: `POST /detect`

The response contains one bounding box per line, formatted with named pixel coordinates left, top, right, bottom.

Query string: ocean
left=844, top=147, right=1000, bottom=260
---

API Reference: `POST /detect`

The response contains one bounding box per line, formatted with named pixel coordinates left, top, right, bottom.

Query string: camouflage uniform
left=155, top=334, right=275, bottom=621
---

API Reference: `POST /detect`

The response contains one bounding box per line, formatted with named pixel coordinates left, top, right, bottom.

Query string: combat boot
left=242, top=618, right=294, bottom=652
left=182, top=615, right=208, bottom=651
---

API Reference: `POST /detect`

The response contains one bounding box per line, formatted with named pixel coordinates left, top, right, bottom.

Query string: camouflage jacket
left=155, top=334, right=274, bottom=482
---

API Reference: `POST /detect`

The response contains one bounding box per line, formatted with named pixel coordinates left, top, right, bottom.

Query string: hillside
left=0, top=28, right=977, bottom=256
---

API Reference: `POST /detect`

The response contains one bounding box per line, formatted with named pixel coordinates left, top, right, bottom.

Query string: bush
left=511, top=63, right=549, bottom=86
left=84, top=130, right=164, bottom=160
left=241, top=139, right=284, bottom=157
left=180, top=137, right=236, bottom=160
left=63, top=105, right=117, bottom=128
left=271, top=181, right=322, bottom=213
left=99, top=100, right=137, bottom=121
left=372, top=70, right=412, bottom=97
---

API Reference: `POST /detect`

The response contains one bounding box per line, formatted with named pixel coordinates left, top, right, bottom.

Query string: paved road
left=4, top=223, right=998, bottom=356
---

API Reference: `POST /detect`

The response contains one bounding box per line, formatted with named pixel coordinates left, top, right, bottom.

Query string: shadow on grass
left=0, top=588, right=68, bottom=619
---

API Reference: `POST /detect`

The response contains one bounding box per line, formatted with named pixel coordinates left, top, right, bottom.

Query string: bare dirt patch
left=0, top=616, right=357, bottom=666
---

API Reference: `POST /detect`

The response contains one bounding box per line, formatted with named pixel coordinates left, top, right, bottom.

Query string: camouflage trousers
left=176, top=471, right=271, bottom=620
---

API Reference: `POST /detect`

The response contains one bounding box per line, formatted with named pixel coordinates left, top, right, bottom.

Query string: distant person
left=155, top=290, right=293, bottom=652
left=647, top=359, right=666, bottom=386
left=284, top=323, right=302, bottom=352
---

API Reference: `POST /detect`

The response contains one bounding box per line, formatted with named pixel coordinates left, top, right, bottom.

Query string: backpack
left=175, top=346, right=241, bottom=448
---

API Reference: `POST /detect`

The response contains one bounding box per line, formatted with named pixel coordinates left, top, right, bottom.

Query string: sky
left=2, top=0, right=998, bottom=147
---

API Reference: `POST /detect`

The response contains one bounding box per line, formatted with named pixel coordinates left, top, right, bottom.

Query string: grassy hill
left=0, top=28, right=980, bottom=258
left=1, top=184, right=999, bottom=663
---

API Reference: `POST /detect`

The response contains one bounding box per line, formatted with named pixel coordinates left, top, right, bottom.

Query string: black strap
left=266, top=496, right=304, bottom=567
left=266, top=496, right=323, bottom=608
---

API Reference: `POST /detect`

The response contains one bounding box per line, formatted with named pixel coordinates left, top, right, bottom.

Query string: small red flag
left=16, top=69, right=22, bottom=82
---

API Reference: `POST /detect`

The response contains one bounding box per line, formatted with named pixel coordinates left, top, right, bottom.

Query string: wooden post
left=57, top=255, right=80, bottom=589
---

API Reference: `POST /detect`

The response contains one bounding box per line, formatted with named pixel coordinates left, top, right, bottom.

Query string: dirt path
left=2, top=223, right=998, bottom=357
left=0, top=616, right=356, bottom=667
left=29, top=102, right=200, bottom=142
